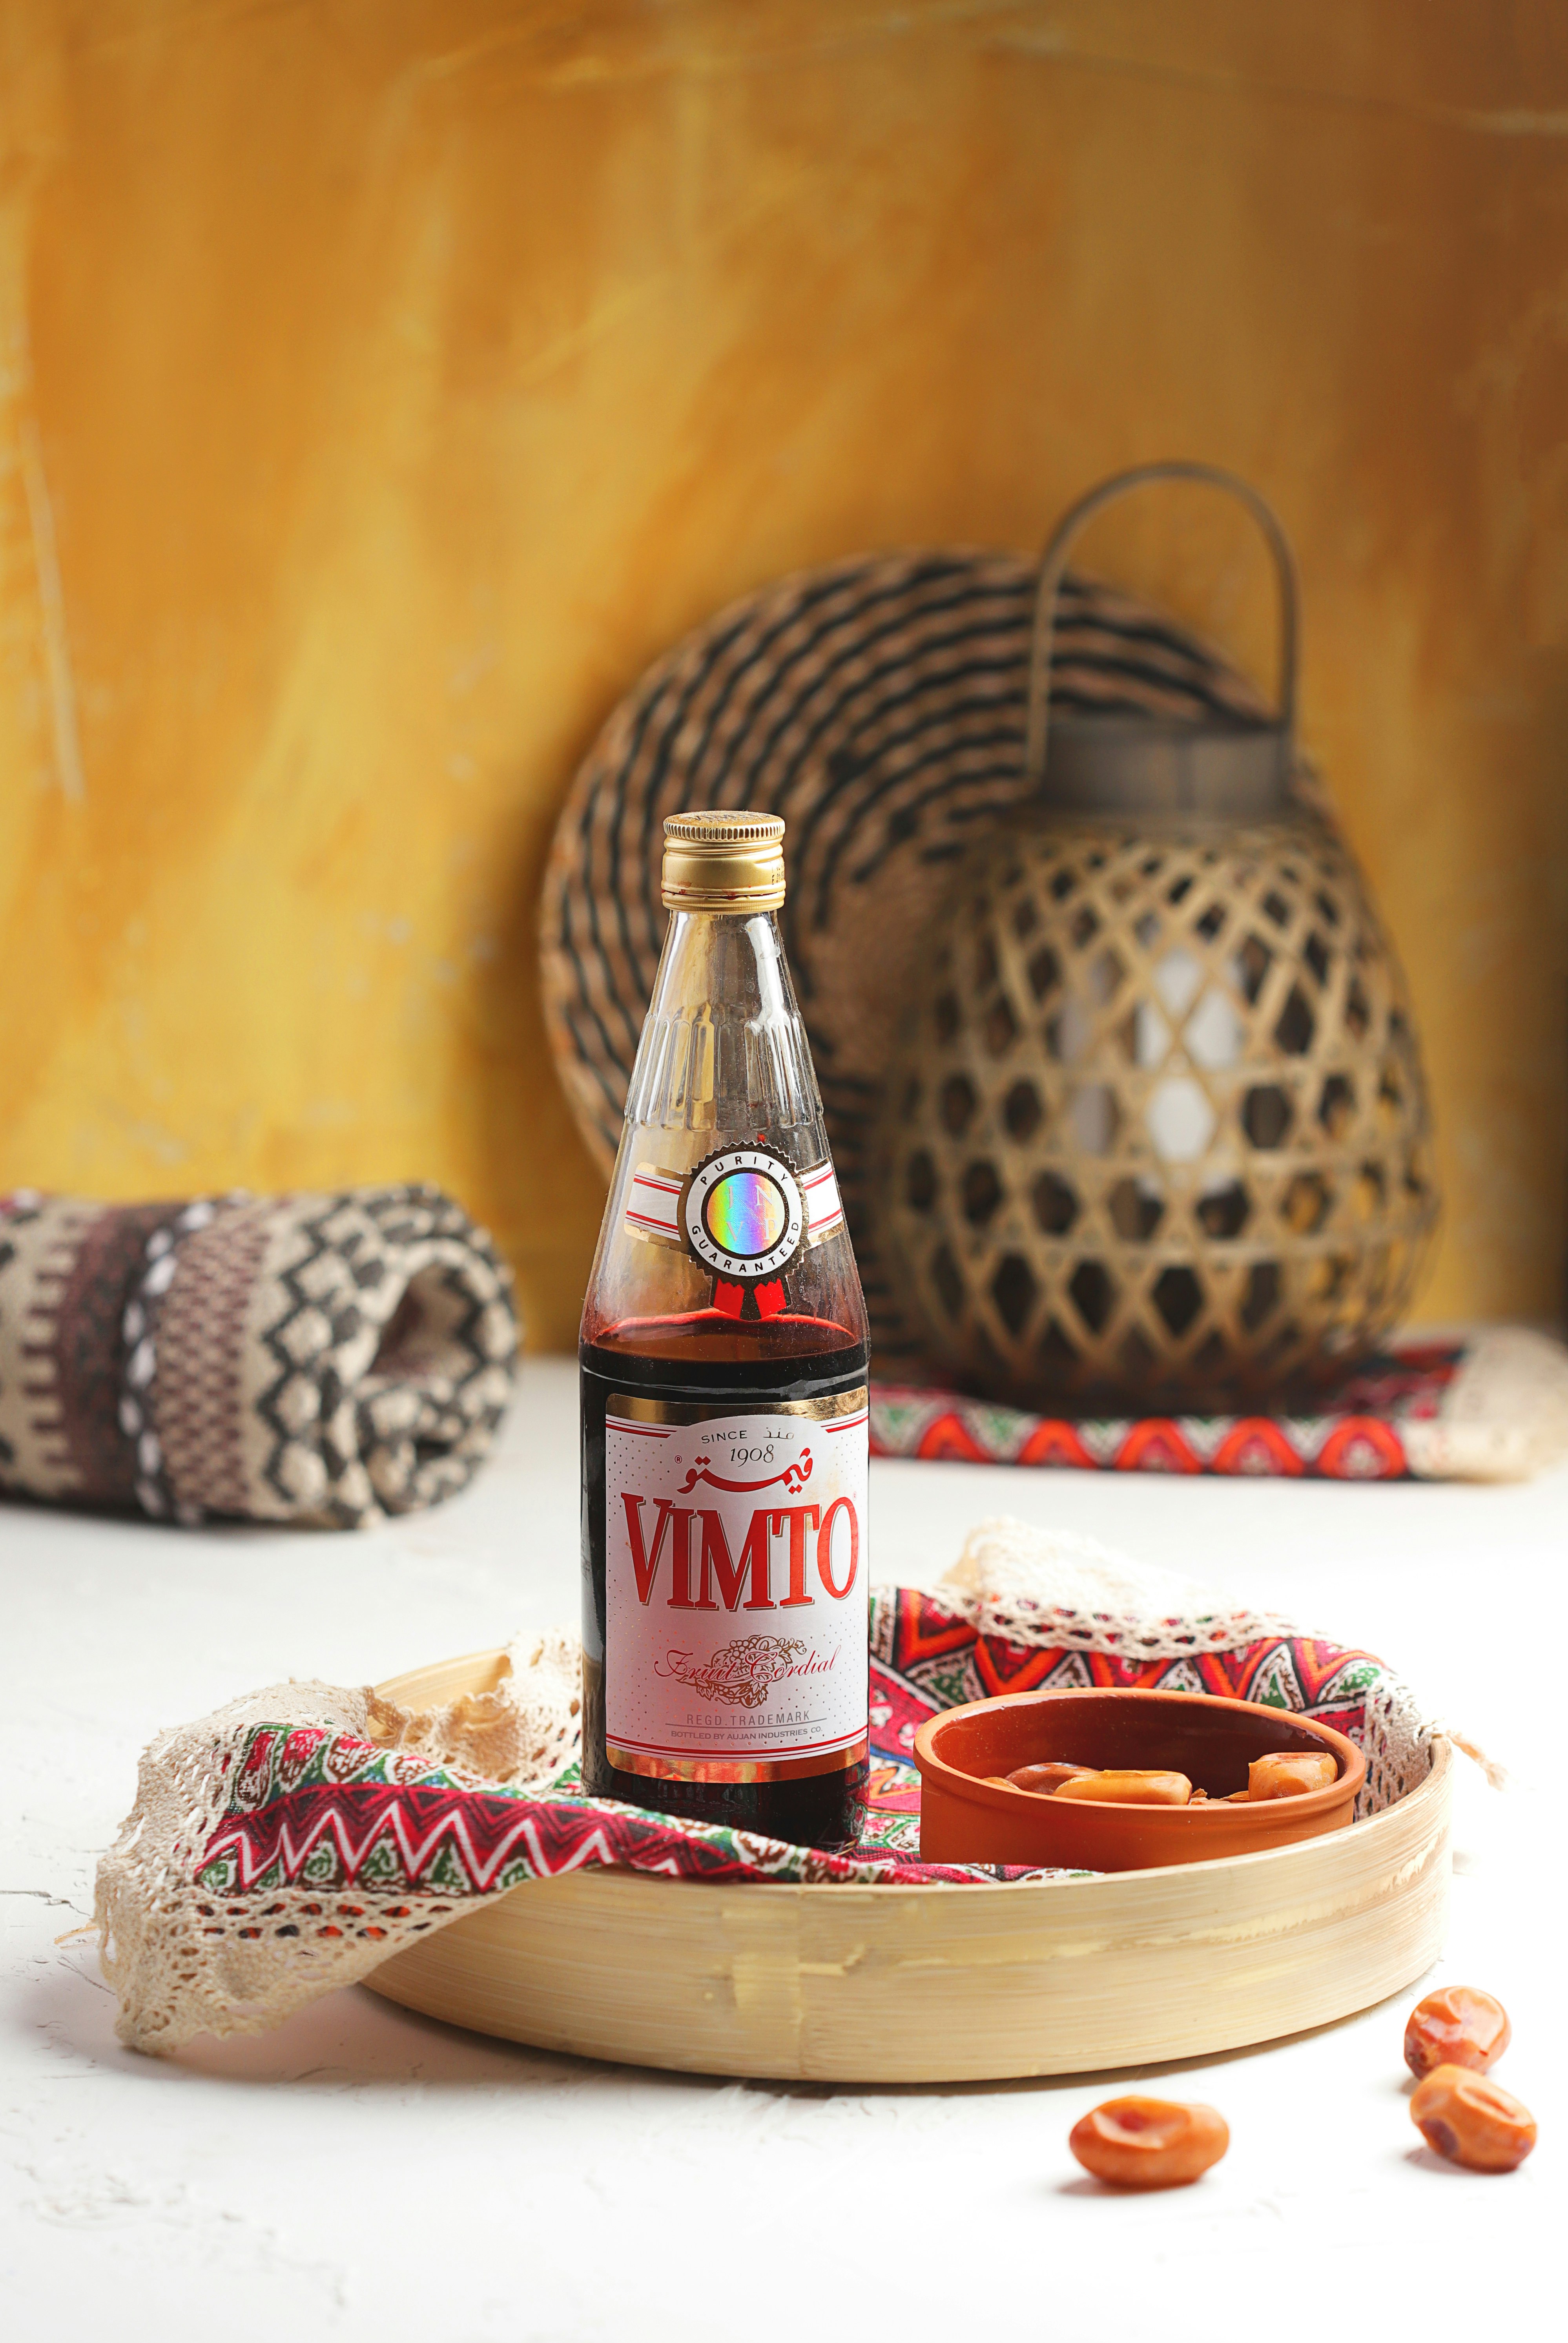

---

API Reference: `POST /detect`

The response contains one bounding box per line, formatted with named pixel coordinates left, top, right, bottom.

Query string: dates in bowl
left=913, top=1687, right=1365, bottom=1870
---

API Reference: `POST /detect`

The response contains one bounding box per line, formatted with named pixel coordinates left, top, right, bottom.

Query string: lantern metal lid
left=1025, top=462, right=1300, bottom=822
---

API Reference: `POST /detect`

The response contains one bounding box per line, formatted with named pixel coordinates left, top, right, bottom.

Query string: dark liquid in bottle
left=580, top=1311, right=870, bottom=1850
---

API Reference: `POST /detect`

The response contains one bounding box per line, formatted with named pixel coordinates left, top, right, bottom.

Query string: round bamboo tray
left=363, top=1647, right=1452, bottom=2082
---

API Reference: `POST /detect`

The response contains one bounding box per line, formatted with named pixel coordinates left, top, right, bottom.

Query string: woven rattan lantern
left=877, top=464, right=1439, bottom=1409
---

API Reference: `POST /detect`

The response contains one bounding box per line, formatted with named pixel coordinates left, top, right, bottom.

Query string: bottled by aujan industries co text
left=578, top=811, right=871, bottom=1849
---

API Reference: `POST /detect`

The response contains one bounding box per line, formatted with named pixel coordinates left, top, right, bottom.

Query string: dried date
left=1409, top=2064, right=1535, bottom=2172
left=1069, top=2096, right=1229, bottom=2188
left=1052, top=1769, right=1192, bottom=1806
left=1006, top=1762, right=1093, bottom=1795
left=1404, top=1987, right=1510, bottom=2078
left=1245, top=1753, right=1338, bottom=1801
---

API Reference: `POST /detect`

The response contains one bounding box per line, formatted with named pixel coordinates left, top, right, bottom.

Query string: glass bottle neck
left=584, top=908, right=867, bottom=1358
left=624, top=908, right=820, bottom=1139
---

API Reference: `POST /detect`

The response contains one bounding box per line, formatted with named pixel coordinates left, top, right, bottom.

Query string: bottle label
left=626, top=1155, right=845, bottom=1251
left=603, top=1386, right=869, bottom=1781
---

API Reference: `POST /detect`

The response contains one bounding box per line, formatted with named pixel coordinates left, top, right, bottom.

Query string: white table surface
left=3, top=1354, right=1561, bottom=2339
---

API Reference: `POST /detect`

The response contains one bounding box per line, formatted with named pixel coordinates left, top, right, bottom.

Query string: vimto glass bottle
left=579, top=812, right=871, bottom=1849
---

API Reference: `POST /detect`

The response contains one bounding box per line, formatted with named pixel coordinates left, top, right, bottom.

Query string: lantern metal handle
left=1024, top=461, right=1300, bottom=790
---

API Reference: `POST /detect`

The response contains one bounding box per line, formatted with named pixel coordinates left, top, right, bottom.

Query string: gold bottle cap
left=662, top=810, right=786, bottom=912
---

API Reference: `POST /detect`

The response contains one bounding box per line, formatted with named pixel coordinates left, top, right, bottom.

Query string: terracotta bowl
left=914, top=1688, right=1366, bottom=1872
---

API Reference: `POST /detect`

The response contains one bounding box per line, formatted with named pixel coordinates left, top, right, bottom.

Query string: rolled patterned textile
left=0, top=1184, right=518, bottom=1526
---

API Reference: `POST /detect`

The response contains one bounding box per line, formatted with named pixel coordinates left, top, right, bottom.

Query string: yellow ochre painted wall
left=2, top=2, right=1566, bottom=1350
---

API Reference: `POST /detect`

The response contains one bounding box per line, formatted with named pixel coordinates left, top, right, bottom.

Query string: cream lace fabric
left=95, top=1637, right=582, bottom=2058
left=365, top=1630, right=581, bottom=1786
left=1401, top=1327, right=1568, bottom=1481
left=96, top=1523, right=1447, bottom=2056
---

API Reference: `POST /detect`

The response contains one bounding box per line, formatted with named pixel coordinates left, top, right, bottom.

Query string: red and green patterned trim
left=869, top=1341, right=1464, bottom=1480
left=192, top=1591, right=1394, bottom=1905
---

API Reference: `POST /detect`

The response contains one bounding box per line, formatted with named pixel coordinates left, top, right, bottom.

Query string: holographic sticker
left=680, top=1145, right=808, bottom=1316
left=703, top=1169, right=788, bottom=1260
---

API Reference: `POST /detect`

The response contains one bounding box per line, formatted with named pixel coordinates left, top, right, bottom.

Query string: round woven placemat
left=540, top=549, right=1269, bottom=1366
